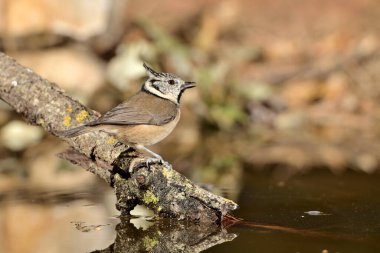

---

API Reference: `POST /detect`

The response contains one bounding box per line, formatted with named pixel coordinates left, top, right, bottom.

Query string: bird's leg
left=135, top=145, right=172, bottom=170
left=138, top=145, right=163, bottom=160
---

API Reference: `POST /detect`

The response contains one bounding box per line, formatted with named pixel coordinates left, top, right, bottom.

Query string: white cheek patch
left=145, top=82, right=178, bottom=104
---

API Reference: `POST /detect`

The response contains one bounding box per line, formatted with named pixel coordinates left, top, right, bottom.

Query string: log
left=0, top=52, right=238, bottom=223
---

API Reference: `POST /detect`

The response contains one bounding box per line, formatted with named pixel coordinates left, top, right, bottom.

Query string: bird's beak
left=181, top=81, right=196, bottom=90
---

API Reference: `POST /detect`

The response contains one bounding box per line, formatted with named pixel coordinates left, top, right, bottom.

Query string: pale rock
left=2, top=0, right=113, bottom=40
left=356, top=153, right=377, bottom=174
left=11, top=47, right=106, bottom=99
left=107, top=41, right=156, bottom=91
left=1, top=120, right=44, bottom=151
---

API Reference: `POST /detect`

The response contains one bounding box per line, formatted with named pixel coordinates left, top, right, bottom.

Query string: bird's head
left=142, top=63, right=196, bottom=104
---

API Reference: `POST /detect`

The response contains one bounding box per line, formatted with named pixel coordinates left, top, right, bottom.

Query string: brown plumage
left=59, top=63, right=195, bottom=162
left=61, top=91, right=179, bottom=146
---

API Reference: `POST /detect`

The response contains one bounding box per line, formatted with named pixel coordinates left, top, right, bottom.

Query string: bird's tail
left=56, top=125, right=89, bottom=138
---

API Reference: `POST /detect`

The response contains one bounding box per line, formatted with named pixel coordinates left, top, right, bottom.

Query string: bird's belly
left=115, top=115, right=180, bottom=146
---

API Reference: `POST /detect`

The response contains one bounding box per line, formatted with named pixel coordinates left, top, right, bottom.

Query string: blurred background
left=0, top=0, right=380, bottom=252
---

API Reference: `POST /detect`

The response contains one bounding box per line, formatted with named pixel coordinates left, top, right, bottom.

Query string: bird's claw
left=144, top=157, right=162, bottom=167
left=159, top=160, right=172, bottom=169
left=145, top=157, right=172, bottom=169
left=128, top=157, right=172, bottom=173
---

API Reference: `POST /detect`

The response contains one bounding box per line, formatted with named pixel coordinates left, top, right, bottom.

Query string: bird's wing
left=87, top=92, right=178, bottom=126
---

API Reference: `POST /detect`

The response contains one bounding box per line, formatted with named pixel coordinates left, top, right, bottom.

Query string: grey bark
left=0, top=52, right=238, bottom=224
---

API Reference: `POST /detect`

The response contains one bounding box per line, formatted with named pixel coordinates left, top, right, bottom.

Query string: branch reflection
left=92, top=216, right=237, bottom=253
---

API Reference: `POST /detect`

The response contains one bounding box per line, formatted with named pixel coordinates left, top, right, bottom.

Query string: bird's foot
left=144, top=157, right=162, bottom=167
left=128, top=157, right=171, bottom=173
left=159, top=159, right=172, bottom=169
left=135, top=145, right=172, bottom=169
left=145, top=157, right=172, bottom=170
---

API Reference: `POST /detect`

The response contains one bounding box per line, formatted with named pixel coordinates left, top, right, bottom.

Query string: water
left=208, top=169, right=380, bottom=253
left=0, top=169, right=379, bottom=253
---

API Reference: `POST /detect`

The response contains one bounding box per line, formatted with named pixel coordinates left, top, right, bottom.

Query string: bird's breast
left=115, top=110, right=180, bottom=146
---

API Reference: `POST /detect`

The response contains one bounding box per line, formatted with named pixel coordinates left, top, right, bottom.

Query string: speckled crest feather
left=143, top=63, right=179, bottom=79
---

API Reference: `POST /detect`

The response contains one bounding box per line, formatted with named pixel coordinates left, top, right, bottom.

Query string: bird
left=59, top=63, right=195, bottom=168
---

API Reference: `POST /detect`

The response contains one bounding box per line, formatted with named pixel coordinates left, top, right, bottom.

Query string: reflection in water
left=129, top=217, right=155, bottom=230
left=0, top=187, right=236, bottom=253
left=71, top=221, right=111, bottom=232
left=0, top=188, right=119, bottom=253
left=303, top=210, right=331, bottom=216
left=92, top=217, right=237, bottom=253
left=1, top=170, right=380, bottom=253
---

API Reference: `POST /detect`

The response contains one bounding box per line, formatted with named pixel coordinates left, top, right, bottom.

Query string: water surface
left=208, top=169, right=380, bottom=253
left=1, top=169, right=379, bottom=253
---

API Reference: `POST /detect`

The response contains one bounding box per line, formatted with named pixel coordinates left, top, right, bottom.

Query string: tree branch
left=0, top=52, right=238, bottom=224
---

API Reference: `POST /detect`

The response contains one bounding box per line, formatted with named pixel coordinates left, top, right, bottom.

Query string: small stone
left=1, top=120, right=44, bottom=151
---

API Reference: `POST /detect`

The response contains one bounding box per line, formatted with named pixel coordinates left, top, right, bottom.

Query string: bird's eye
left=168, top=79, right=175, bottom=85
